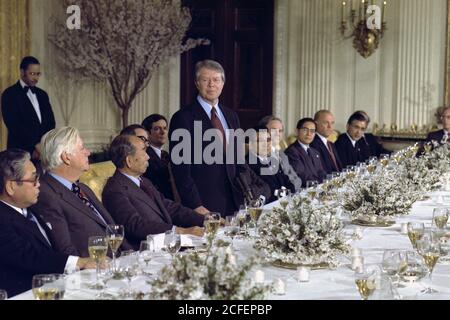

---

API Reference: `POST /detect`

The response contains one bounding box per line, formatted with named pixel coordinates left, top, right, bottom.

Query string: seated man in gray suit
left=102, top=134, right=205, bottom=250
left=31, top=127, right=132, bottom=257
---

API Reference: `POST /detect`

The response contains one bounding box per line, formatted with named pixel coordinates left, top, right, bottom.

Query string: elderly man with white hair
left=31, top=127, right=132, bottom=257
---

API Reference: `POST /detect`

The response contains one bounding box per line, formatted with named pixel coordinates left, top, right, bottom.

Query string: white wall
left=274, top=0, right=447, bottom=136
left=30, top=0, right=447, bottom=150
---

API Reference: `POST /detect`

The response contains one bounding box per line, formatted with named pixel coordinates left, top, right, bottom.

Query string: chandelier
left=340, top=0, right=387, bottom=58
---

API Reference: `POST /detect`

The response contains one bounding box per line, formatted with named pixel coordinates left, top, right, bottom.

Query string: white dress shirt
left=346, top=133, right=357, bottom=147
left=1, top=200, right=78, bottom=272
left=19, top=79, right=42, bottom=123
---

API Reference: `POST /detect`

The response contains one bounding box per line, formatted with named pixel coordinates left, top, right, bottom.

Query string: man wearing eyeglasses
left=335, top=112, right=373, bottom=168
left=284, top=118, right=326, bottom=187
left=1, top=56, right=55, bottom=161
left=426, top=106, right=450, bottom=145
left=0, top=149, right=96, bottom=297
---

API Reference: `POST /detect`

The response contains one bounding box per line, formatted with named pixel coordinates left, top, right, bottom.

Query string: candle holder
left=340, top=0, right=387, bottom=58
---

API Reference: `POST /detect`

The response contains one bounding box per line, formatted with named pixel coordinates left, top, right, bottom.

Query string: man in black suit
left=1, top=56, right=55, bottom=159
left=247, top=126, right=294, bottom=202
left=169, top=60, right=241, bottom=217
left=335, top=113, right=373, bottom=168
left=426, top=106, right=450, bottom=144
left=284, top=118, right=327, bottom=187
left=31, top=127, right=132, bottom=257
left=140, top=114, right=176, bottom=201
left=353, top=111, right=390, bottom=157
left=102, top=135, right=204, bottom=249
left=310, top=110, right=342, bottom=174
left=0, top=149, right=95, bottom=297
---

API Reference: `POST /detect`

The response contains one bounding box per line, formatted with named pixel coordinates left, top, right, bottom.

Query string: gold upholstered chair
left=79, top=161, right=116, bottom=202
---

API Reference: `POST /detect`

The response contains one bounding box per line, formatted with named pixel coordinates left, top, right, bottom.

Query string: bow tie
left=23, top=86, right=36, bottom=94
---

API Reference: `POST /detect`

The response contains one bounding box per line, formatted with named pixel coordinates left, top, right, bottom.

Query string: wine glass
left=0, top=289, right=7, bottom=300
left=224, top=216, right=240, bottom=248
left=236, top=208, right=248, bottom=236
left=407, top=222, right=425, bottom=249
left=164, top=230, right=181, bottom=260
left=354, top=267, right=377, bottom=300
left=32, top=274, right=59, bottom=300
left=139, top=240, right=154, bottom=275
left=416, top=238, right=441, bottom=294
left=247, top=199, right=264, bottom=237
left=106, top=224, right=124, bottom=273
left=276, top=189, right=291, bottom=209
left=117, top=253, right=139, bottom=298
left=88, top=236, right=108, bottom=290
left=381, top=249, right=405, bottom=288
left=432, top=207, right=448, bottom=230
left=306, top=180, right=318, bottom=200
left=204, top=212, right=221, bottom=237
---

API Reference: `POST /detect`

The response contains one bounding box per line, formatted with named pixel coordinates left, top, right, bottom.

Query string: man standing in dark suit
left=0, top=149, right=95, bottom=297
left=284, top=118, right=327, bottom=187
left=169, top=60, right=241, bottom=217
left=140, top=114, right=176, bottom=201
left=335, top=113, right=373, bottom=168
left=102, top=135, right=204, bottom=250
left=1, top=56, right=55, bottom=159
left=31, top=127, right=132, bottom=257
left=310, top=110, right=342, bottom=174
left=426, top=106, right=450, bottom=144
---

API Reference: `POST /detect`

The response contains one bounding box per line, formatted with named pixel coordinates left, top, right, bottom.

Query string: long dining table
left=11, top=190, right=450, bottom=300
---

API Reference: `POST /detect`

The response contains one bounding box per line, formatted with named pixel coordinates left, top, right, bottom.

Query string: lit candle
left=352, top=256, right=364, bottom=271
left=360, top=0, right=364, bottom=19
left=400, top=223, right=408, bottom=235
left=254, top=270, right=265, bottom=284
left=352, top=247, right=362, bottom=257
left=297, top=267, right=310, bottom=282
left=382, top=1, right=387, bottom=23
left=273, top=278, right=286, bottom=295
left=342, top=2, right=346, bottom=23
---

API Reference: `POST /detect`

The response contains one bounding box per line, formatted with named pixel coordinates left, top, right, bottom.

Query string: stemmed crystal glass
left=117, top=253, right=139, bottom=298
left=204, top=212, right=221, bottom=238
left=276, top=188, right=291, bottom=209
left=32, top=274, right=60, bottom=300
left=306, top=181, right=318, bottom=200
left=381, top=249, right=405, bottom=288
left=407, top=222, right=425, bottom=249
left=139, top=239, right=155, bottom=275
left=354, top=266, right=377, bottom=300
left=106, top=224, right=124, bottom=272
left=88, top=236, right=108, bottom=290
left=164, top=230, right=181, bottom=260
left=248, top=198, right=265, bottom=237
left=416, top=237, right=441, bottom=294
left=225, top=215, right=240, bottom=248
left=432, top=207, right=449, bottom=230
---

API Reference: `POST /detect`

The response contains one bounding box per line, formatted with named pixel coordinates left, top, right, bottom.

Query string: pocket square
left=46, top=222, right=53, bottom=230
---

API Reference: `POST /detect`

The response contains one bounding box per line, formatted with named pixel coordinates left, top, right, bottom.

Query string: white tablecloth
left=11, top=193, right=450, bottom=300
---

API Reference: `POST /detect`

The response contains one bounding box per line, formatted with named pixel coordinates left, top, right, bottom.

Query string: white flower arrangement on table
left=341, top=167, right=422, bottom=220
left=150, top=239, right=271, bottom=300
left=255, top=195, right=350, bottom=268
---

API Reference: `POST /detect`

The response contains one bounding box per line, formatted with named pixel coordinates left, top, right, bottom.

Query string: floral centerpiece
left=150, top=239, right=270, bottom=300
left=255, top=195, right=350, bottom=268
left=341, top=167, right=421, bottom=223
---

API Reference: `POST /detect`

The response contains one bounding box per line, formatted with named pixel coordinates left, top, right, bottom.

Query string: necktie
left=71, top=183, right=107, bottom=225
left=24, top=209, right=51, bottom=246
left=139, top=179, right=156, bottom=202
left=210, top=107, right=227, bottom=146
left=327, top=141, right=340, bottom=171
left=23, top=86, right=36, bottom=94
left=161, top=150, right=170, bottom=163
left=307, top=148, right=315, bottom=162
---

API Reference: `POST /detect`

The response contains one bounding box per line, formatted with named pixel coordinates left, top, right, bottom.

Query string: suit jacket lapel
left=114, top=172, right=169, bottom=223
left=45, top=175, right=107, bottom=227
left=297, top=144, right=316, bottom=173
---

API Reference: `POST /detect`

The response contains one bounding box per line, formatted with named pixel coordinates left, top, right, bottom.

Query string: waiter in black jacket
left=1, top=56, right=55, bottom=160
